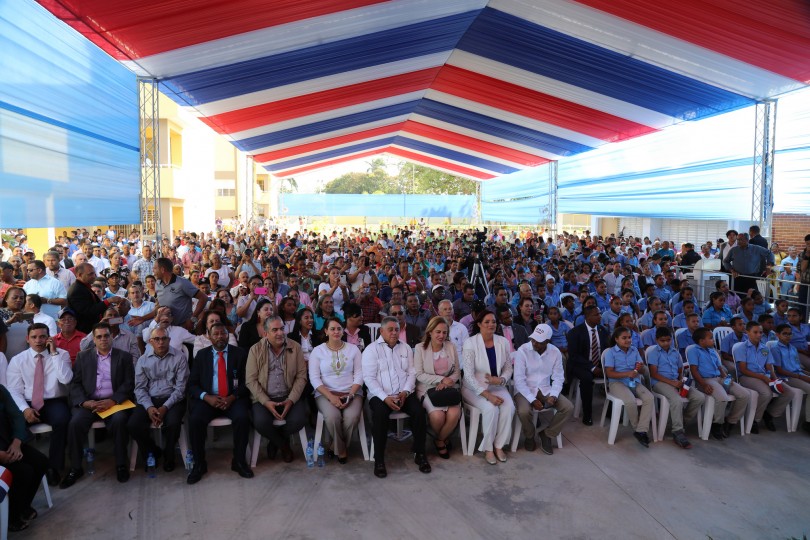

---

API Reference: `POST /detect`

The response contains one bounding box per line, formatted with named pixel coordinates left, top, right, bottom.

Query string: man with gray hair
left=127, top=326, right=189, bottom=473
left=724, top=233, right=773, bottom=296
left=362, top=316, right=430, bottom=478
left=245, top=316, right=307, bottom=464
left=438, top=299, right=468, bottom=359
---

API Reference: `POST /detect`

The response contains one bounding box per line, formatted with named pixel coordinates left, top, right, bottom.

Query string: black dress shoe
left=117, top=466, right=130, bottom=483
left=46, top=468, right=61, bottom=487
left=722, top=421, right=732, bottom=438
left=763, top=412, right=776, bottom=432
left=711, top=423, right=726, bottom=440
left=373, top=462, right=387, bottom=478
left=633, top=431, right=650, bottom=448
left=338, top=456, right=348, bottom=465
left=231, top=460, right=254, bottom=478
left=750, top=421, right=759, bottom=434
left=582, top=417, right=593, bottom=426
left=59, top=468, right=83, bottom=489
left=414, top=453, right=431, bottom=473
left=187, top=463, right=207, bottom=485
left=266, top=442, right=278, bottom=460
left=538, top=431, right=554, bottom=455
left=524, top=437, right=536, bottom=452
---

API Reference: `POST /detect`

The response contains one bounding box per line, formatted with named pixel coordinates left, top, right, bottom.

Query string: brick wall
left=772, top=213, right=810, bottom=248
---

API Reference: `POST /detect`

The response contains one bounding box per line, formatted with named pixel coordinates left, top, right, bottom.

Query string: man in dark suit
left=565, top=305, right=610, bottom=426
left=61, top=322, right=134, bottom=488
left=186, top=323, right=252, bottom=485
left=67, top=263, right=126, bottom=334
left=495, top=305, right=529, bottom=350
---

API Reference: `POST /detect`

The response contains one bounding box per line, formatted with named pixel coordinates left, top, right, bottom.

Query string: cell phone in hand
left=19, top=312, right=35, bottom=322
left=340, top=275, right=347, bottom=286
left=254, top=287, right=268, bottom=295
left=107, top=317, right=124, bottom=325
left=340, top=395, right=351, bottom=405
left=275, top=404, right=286, bottom=414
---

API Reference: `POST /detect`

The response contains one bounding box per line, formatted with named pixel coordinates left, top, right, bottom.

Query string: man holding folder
left=62, top=322, right=135, bottom=488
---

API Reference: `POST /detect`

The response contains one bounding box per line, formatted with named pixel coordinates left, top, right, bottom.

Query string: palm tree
left=279, top=176, right=298, bottom=194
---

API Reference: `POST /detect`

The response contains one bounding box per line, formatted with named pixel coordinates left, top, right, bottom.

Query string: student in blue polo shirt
left=770, top=323, right=810, bottom=434
left=733, top=321, right=795, bottom=434
left=786, top=308, right=810, bottom=370
left=674, top=314, right=701, bottom=359
left=638, top=298, right=671, bottom=330
left=545, top=307, right=572, bottom=354
left=771, top=299, right=789, bottom=327
left=593, top=280, right=612, bottom=313
left=647, top=327, right=704, bottom=449
left=640, top=311, right=669, bottom=349
left=687, top=328, right=749, bottom=440
left=672, top=286, right=700, bottom=317
left=673, top=301, right=702, bottom=330
left=719, top=316, right=747, bottom=374
left=652, top=275, right=672, bottom=305
left=758, top=314, right=777, bottom=342
left=560, top=295, right=577, bottom=324
left=604, top=327, right=654, bottom=447
left=702, top=292, right=734, bottom=330
left=601, top=296, right=624, bottom=333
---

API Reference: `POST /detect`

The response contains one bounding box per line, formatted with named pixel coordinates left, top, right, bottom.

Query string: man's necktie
left=32, top=353, right=45, bottom=411
left=590, top=328, right=600, bottom=367
left=217, top=351, right=228, bottom=397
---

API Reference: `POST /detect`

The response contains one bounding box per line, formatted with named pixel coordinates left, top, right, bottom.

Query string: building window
left=216, top=189, right=236, bottom=197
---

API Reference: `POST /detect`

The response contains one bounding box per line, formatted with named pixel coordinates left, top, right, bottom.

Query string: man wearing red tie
left=6, top=323, right=73, bottom=486
left=186, top=323, right=251, bottom=484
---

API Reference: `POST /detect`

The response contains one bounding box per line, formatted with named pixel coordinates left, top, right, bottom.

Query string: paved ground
left=12, top=409, right=810, bottom=540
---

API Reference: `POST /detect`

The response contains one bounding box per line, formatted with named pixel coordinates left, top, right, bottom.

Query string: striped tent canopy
left=39, top=0, right=810, bottom=180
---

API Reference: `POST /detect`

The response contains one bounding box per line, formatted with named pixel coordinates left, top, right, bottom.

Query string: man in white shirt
left=23, top=260, right=67, bottom=319
left=362, top=316, right=430, bottom=478
left=44, top=251, right=75, bottom=291
left=141, top=307, right=195, bottom=362
left=514, top=325, right=573, bottom=455
left=25, top=294, right=58, bottom=337
left=438, top=300, right=468, bottom=359
left=7, top=323, right=73, bottom=485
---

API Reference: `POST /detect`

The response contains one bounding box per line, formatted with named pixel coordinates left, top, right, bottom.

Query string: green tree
left=396, top=162, right=477, bottom=195
left=322, top=171, right=392, bottom=194
left=278, top=176, right=298, bottom=194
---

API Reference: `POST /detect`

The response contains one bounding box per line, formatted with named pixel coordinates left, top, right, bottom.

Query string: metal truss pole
left=548, top=160, right=558, bottom=235
left=138, top=78, right=161, bottom=243
left=751, top=100, right=776, bottom=238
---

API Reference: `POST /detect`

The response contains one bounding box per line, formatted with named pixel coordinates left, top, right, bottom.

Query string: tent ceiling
left=39, top=0, right=810, bottom=180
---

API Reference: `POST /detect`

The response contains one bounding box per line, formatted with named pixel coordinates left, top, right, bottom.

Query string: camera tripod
left=469, top=255, right=490, bottom=301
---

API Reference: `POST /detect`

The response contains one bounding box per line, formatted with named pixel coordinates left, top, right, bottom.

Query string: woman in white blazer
left=414, top=317, right=461, bottom=459
left=462, top=310, right=514, bottom=465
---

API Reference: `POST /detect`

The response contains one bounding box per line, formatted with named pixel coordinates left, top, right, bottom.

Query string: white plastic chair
left=765, top=341, right=804, bottom=433
left=129, top=423, right=189, bottom=471
left=651, top=390, right=703, bottom=442
left=368, top=411, right=409, bottom=461
left=313, top=409, right=369, bottom=462
left=207, top=417, right=251, bottom=464
left=712, top=327, right=733, bottom=351
left=509, top=410, right=563, bottom=452
left=600, top=350, right=657, bottom=445
left=366, top=323, right=381, bottom=342
left=570, top=372, right=606, bottom=419
left=673, top=328, right=689, bottom=350
left=87, top=420, right=107, bottom=449
left=249, top=420, right=308, bottom=468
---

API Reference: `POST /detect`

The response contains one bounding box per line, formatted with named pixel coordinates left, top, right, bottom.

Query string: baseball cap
left=431, top=284, right=445, bottom=293
left=58, top=307, right=77, bottom=319
left=529, top=324, right=553, bottom=343
left=545, top=274, right=555, bottom=282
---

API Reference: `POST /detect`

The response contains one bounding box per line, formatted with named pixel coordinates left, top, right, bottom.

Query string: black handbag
left=426, top=387, right=462, bottom=407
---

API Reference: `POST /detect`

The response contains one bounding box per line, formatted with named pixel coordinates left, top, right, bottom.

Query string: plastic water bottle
left=723, top=374, right=732, bottom=392
left=146, top=452, right=156, bottom=478
left=305, top=439, right=315, bottom=468
left=185, top=450, right=194, bottom=471
left=85, top=448, right=95, bottom=475
left=317, top=443, right=325, bottom=468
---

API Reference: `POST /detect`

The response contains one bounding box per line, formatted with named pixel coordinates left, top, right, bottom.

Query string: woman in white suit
left=462, top=310, right=514, bottom=464
left=415, top=317, right=461, bottom=459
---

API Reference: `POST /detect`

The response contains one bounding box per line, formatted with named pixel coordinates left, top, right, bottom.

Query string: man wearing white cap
left=513, top=324, right=573, bottom=454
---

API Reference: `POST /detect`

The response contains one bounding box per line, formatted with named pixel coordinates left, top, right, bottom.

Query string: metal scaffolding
left=139, top=78, right=161, bottom=243
left=751, top=100, right=776, bottom=238
left=548, top=161, right=558, bottom=235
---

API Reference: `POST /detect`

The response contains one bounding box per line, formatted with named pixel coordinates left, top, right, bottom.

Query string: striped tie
left=590, top=328, right=600, bottom=367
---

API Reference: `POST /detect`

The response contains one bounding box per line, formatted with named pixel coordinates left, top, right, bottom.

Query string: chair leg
left=657, top=396, right=669, bottom=442
left=785, top=403, right=793, bottom=433
left=40, top=475, right=53, bottom=509
left=509, top=414, right=521, bottom=453
left=129, top=440, right=139, bottom=472
left=458, top=408, right=467, bottom=457
left=700, top=399, right=715, bottom=441
left=572, top=381, right=581, bottom=418
left=1, top=496, right=8, bottom=540
left=313, top=412, right=324, bottom=453
left=250, top=429, right=261, bottom=468
left=556, top=434, right=563, bottom=449
left=179, top=424, right=189, bottom=470
left=745, top=390, right=758, bottom=434
left=600, top=399, right=609, bottom=428
left=468, top=409, right=480, bottom=455
left=88, top=429, right=95, bottom=450
left=358, top=411, right=370, bottom=461
left=297, top=428, right=308, bottom=458
left=608, top=401, right=623, bottom=445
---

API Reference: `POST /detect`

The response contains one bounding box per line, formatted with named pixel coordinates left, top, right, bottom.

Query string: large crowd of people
left=0, top=222, right=808, bottom=532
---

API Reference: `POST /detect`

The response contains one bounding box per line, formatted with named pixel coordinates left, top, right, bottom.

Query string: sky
left=289, top=153, right=405, bottom=193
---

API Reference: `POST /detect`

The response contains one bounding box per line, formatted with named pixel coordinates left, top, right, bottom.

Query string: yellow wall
left=22, top=228, right=52, bottom=258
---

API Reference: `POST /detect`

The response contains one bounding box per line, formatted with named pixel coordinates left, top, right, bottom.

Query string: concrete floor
left=13, top=410, right=810, bottom=540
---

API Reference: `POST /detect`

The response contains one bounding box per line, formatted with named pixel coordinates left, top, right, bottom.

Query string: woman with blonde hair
left=414, top=316, right=461, bottom=459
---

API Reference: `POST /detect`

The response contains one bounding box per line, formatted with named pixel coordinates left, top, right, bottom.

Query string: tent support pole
left=138, top=78, right=161, bottom=243
left=548, top=160, right=558, bottom=236
left=751, top=99, right=776, bottom=239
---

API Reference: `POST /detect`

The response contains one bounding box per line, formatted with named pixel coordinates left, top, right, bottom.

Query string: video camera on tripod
left=473, top=227, right=488, bottom=254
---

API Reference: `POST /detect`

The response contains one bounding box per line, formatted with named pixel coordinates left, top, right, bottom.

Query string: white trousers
left=462, top=385, right=515, bottom=452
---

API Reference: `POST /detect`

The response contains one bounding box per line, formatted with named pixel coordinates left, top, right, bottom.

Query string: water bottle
left=146, top=452, right=156, bottom=478
left=85, top=448, right=95, bottom=475
left=185, top=450, right=194, bottom=471
left=317, top=443, right=325, bottom=468
left=723, top=374, right=732, bottom=392
left=305, top=439, right=315, bottom=468
left=680, top=375, right=692, bottom=398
